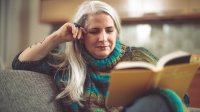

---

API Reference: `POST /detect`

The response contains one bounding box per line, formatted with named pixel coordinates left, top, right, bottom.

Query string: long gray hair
left=56, top=0, right=121, bottom=104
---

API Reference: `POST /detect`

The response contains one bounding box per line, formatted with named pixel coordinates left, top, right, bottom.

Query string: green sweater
left=12, top=41, right=158, bottom=112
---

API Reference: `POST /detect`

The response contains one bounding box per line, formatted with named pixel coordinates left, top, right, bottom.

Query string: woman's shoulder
left=122, top=43, right=153, bottom=56
left=121, top=44, right=158, bottom=64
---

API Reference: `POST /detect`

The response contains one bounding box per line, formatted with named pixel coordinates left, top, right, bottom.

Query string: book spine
left=152, top=73, right=162, bottom=88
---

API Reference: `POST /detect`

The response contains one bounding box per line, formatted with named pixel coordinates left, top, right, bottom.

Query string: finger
left=66, top=23, right=73, bottom=33
left=77, top=29, right=82, bottom=39
left=66, top=23, right=75, bottom=37
left=73, top=27, right=79, bottom=38
left=71, top=24, right=79, bottom=38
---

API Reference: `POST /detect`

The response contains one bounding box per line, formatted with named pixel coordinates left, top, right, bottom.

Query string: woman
left=12, top=1, right=188, bottom=112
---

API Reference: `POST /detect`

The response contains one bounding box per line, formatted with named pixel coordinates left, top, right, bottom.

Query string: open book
left=106, top=51, right=200, bottom=107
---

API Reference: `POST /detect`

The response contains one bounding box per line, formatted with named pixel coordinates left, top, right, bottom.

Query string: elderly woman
left=12, top=0, right=189, bottom=112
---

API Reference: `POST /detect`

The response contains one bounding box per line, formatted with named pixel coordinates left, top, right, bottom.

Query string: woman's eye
left=106, top=29, right=113, bottom=33
left=88, top=29, right=100, bottom=34
left=87, top=27, right=114, bottom=34
left=105, top=27, right=114, bottom=33
left=89, top=31, right=99, bottom=34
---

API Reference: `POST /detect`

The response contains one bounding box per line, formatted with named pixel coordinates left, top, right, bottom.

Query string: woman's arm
left=19, top=32, right=58, bottom=61
left=12, top=23, right=83, bottom=74
left=19, top=23, right=82, bottom=62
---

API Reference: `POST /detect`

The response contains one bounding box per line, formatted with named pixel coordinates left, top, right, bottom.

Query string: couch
left=0, top=70, right=63, bottom=112
left=0, top=70, right=200, bottom=112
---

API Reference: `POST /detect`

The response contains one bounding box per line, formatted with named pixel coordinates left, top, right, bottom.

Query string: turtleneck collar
left=81, top=39, right=127, bottom=71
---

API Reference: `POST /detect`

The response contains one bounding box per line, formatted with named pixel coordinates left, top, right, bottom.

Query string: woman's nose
left=99, top=30, right=108, bottom=42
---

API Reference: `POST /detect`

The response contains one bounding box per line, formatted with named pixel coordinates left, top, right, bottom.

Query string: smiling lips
left=97, top=45, right=109, bottom=50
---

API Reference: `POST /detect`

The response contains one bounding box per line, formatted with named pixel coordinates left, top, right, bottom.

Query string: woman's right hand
left=54, top=23, right=83, bottom=44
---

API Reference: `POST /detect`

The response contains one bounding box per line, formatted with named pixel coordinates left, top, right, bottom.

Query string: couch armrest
left=0, top=70, right=62, bottom=112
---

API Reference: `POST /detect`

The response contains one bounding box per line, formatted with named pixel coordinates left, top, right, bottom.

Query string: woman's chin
left=94, top=53, right=110, bottom=59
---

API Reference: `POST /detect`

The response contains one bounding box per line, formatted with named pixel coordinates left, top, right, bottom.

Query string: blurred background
left=1, top=0, right=200, bottom=69
left=0, top=0, right=200, bottom=108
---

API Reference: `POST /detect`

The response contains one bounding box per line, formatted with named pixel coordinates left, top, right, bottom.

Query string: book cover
left=106, top=51, right=200, bottom=107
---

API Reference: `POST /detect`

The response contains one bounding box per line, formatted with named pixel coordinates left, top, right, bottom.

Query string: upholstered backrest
left=0, top=70, right=62, bottom=112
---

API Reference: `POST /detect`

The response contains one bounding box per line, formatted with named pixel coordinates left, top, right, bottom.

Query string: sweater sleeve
left=12, top=53, right=56, bottom=75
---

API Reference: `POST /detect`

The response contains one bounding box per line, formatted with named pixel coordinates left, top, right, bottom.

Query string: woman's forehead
left=85, top=13, right=115, bottom=28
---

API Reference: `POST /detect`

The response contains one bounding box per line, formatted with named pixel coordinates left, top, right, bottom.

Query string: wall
left=0, top=0, right=51, bottom=69
left=1, top=0, right=22, bottom=69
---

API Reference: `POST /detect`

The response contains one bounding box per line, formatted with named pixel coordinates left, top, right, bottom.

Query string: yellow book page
left=156, top=63, right=200, bottom=98
left=106, top=69, right=154, bottom=107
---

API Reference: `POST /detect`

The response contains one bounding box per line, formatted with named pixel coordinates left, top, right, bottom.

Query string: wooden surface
left=39, top=0, right=200, bottom=24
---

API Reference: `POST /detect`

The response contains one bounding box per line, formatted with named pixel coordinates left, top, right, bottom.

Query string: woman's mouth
left=97, top=46, right=109, bottom=50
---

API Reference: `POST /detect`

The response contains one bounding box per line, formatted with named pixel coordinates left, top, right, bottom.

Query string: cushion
left=0, top=70, right=62, bottom=112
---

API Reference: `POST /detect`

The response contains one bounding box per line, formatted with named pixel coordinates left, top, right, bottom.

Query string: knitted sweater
left=12, top=41, right=187, bottom=112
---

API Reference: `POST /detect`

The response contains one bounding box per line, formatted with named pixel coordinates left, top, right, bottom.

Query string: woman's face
left=83, top=13, right=117, bottom=59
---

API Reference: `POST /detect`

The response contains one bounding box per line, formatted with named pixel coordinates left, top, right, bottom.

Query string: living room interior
left=0, top=0, right=200, bottom=111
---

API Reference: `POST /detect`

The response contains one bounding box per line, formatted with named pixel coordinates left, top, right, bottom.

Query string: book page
left=156, top=51, right=190, bottom=68
left=114, top=61, right=157, bottom=71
